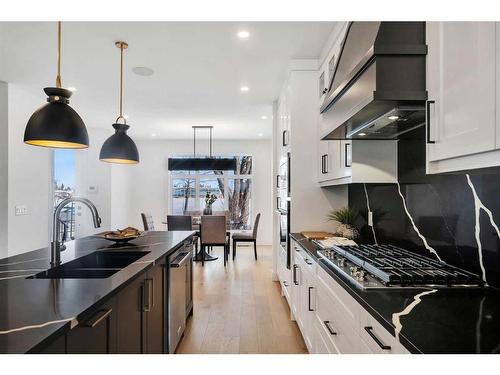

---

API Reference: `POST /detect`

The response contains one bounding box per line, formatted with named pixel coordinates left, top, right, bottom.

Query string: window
left=170, top=156, right=253, bottom=230
left=53, top=149, right=76, bottom=241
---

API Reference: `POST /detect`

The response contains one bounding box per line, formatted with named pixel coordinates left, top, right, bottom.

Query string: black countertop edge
left=0, top=231, right=194, bottom=353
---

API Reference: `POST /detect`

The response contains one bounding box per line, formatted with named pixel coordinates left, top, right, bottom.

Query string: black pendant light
left=99, top=41, right=139, bottom=164
left=24, top=22, right=89, bottom=149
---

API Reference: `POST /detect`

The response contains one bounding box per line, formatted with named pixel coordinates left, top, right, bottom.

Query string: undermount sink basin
left=29, top=250, right=150, bottom=279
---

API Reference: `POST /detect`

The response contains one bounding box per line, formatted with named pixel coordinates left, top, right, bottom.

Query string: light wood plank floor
left=176, top=244, right=307, bottom=354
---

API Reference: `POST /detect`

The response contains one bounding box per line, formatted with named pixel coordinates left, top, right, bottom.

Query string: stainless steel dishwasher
left=168, top=245, right=192, bottom=353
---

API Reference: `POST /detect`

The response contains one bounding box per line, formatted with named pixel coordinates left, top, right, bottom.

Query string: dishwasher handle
left=171, top=252, right=192, bottom=268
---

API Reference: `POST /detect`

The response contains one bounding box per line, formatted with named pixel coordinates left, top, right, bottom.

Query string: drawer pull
left=324, top=320, right=336, bottom=335
left=364, top=326, right=391, bottom=350
left=305, top=259, right=313, bottom=265
left=293, top=264, right=299, bottom=285
left=283, top=281, right=289, bottom=288
left=308, top=287, right=315, bottom=311
left=83, top=308, right=112, bottom=328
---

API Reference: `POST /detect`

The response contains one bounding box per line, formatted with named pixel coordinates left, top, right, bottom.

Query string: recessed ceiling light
left=358, top=132, right=367, bottom=136
left=261, top=115, right=268, bottom=120
left=240, top=86, right=249, bottom=92
left=258, top=133, right=263, bottom=137
left=67, top=86, right=77, bottom=92
left=237, top=30, right=250, bottom=39
left=151, top=133, right=157, bottom=137
left=388, top=115, right=399, bottom=121
left=132, top=66, right=154, bottom=76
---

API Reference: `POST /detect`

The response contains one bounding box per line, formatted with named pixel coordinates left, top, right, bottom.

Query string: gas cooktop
left=316, top=244, right=483, bottom=290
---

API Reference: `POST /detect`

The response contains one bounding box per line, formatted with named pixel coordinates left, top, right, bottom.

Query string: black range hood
left=320, top=22, right=427, bottom=140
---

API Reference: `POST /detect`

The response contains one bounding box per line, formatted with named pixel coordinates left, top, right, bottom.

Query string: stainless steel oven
left=276, top=152, right=291, bottom=269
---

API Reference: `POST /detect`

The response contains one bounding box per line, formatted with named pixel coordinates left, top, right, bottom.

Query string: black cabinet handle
left=321, top=154, right=328, bottom=174
left=344, top=143, right=351, bottom=167
left=293, top=264, right=299, bottom=285
left=83, top=308, right=112, bottom=328
left=305, top=259, right=313, bottom=265
left=308, top=287, right=315, bottom=311
left=426, top=100, right=436, bottom=144
left=324, top=320, right=337, bottom=335
left=283, top=281, right=289, bottom=288
left=277, top=196, right=281, bottom=209
left=364, top=326, right=391, bottom=350
left=322, top=88, right=328, bottom=94
left=276, top=175, right=280, bottom=188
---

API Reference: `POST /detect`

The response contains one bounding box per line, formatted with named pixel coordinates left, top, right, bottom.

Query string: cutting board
left=300, top=231, right=334, bottom=240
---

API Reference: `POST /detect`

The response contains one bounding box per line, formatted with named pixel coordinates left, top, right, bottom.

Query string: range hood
left=320, top=22, right=427, bottom=140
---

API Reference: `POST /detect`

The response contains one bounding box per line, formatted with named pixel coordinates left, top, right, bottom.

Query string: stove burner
left=317, top=244, right=483, bottom=289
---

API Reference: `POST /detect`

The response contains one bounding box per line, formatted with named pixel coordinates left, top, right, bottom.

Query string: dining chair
left=167, top=215, right=199, bottom=253
left=200, top=215, right=229, bottom=266
left=232, top=213, right=260, bottom=261
left=141, top=213, right=155, bottom=231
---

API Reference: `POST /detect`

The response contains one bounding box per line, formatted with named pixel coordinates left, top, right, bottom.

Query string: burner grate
left=323, top=244, right=482, bottom=287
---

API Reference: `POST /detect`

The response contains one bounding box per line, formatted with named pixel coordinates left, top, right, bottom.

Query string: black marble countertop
left=290, top=233, right=500, bottom=354
left=0, top=231, right=193, bottom=354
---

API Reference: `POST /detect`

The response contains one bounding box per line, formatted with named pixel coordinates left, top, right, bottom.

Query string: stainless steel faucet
left=51, top=197, right=101, bottom=267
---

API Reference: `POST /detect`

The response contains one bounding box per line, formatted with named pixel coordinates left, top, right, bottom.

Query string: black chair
left=232, top=213, right=260, bottom=260
left=141, top=213, right=155, bottom=231
left=167, top=215, right=199, bottom=253
left=200, top=215, right=229, bottom=267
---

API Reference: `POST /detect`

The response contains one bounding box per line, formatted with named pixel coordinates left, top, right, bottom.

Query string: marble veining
left=392, top=289, right=437, bottom=339
left=363, top=183, right=378, bottom=245
left=466, top=174, right=500, bottom=285
left=396, top=181, right=442, bottom=262
left=0, top=317, right=77, bottom=335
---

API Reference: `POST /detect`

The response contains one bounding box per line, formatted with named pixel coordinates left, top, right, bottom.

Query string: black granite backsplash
left=349, top=127, right=500, bottom=288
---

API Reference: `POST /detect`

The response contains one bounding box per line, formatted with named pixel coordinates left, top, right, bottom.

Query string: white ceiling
left=0, top=22, right=335, bottom=139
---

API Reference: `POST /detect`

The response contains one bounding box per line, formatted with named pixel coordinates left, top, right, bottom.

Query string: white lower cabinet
left=285, top=239, right=409, bottom=354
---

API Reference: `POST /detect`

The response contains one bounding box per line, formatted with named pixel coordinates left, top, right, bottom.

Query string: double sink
left=29, top=250, right=150, bottom=279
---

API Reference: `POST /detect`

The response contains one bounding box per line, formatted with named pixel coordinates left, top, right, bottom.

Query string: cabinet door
left=116, top=275, right=145, bottom=353
left=67, top=298, right=117, bottom=354
left=427, top=22, right=496, bottom=162
left=145, top=262, right=165, bottom=354
left=300, top=270, right=315, bottom=352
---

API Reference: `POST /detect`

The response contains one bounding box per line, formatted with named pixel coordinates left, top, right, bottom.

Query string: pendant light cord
left=56, top=21, right=62, bottom=88
left=116, top=42, right=126, bottom=124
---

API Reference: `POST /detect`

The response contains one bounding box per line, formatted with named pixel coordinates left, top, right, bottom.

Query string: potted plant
left=327, top=207, right=360, bottom=240
left=203, top=192, right=217, bottom=215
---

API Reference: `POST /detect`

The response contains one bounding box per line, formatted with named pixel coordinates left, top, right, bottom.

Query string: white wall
left=0, top=82, right=8, bottom=259
left=111, top=139, right=274, bottom=245
left=74, top=128, right=112, bottom=237
left=7, top=84, right=52, bottom=256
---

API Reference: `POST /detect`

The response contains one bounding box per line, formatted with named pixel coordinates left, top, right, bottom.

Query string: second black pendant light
left=100, top=41, right=139, bottom=164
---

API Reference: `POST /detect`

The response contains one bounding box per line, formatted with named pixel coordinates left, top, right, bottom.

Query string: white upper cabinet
left=426, top=22, right=500, bottom=173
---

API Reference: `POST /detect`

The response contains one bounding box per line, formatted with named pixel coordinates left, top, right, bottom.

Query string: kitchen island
left=0, top=231, right=194, bottom=354
left=290, top=233, right=500, bottom=354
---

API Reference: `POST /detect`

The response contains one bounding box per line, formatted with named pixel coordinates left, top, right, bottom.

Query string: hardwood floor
left=176, top=245, right=307, bottom=354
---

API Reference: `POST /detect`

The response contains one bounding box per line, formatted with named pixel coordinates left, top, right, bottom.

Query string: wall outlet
left=368, top=211, right=373, bottom=227
left=15, top=205, right=28, bottom=216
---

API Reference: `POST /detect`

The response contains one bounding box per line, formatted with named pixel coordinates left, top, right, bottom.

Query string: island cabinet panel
left=37, top=333, right=67, bottom=354
left=116, top=275, right=146, bottom=354
left=145, top=261, right=166, bottom=354
left=67, top=297, right=117, bottom=354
